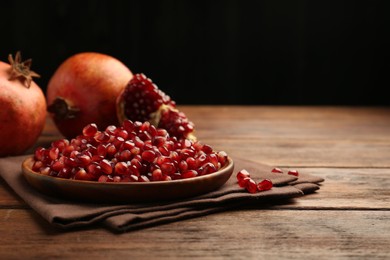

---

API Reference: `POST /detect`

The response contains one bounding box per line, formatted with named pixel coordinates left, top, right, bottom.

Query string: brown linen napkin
left=0, top=155, right=323, bottom=232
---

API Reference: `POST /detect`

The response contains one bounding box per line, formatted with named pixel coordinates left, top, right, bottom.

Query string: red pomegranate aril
left=83, top=123, right=98, bottom=137
left=257, top=179, right=273, bottom=191
left=49, top=148, right=59, bottom=160
left=236, top=169, right=251, bottom=182
left=62, top=145, right=75, bottom=156
left=105, top=125, right=116, bottom=134
left=32, top=160, right=43, bottom=171
left=98, top=175, right=109, bottom=182
left=106, top=144, right=117, bottom=157
left=129, top=174, right=139, bottom=182
left=40, top=167, right=51, bottom=176
left=141, top=150, right=156, bottom=162
left=246, top=178, right=258, bottom=194
left=217, top=151, right=228, bottom=165
left=238, top=177, right=251, bottom=188
left=178, top=160, right=188, bottom=172
left=151, top=169, right=163, bottom=181
left=130, top=146, right=141, bottom=156
left=95, top=131, right=110, bottom=143
left=58, top=167, right=72, bottom=178
left=114, top=162, right=128, bottom=175
left=118, top=149, right=132, bottom=161
left=100, top=159, right=113, bottom=174
left=199, top=162, right=217, bottom=175
left=182, top=170, right=198, bottom=179
left=115, top=129, right=128, bottom=139
left=288, top=170, right=299, bottom=176
left=161, top=162, right=175, bottom=175
left=74, top=168, right=92, bottom=181
left=87, top=163, right=102, bottom=176
left=201, top=144, right=213, bottom=154
left=271, top=167, right=283, bottom=173
left=113, top=136, right=125, bottom=148
left=113, top=176, right=122, bottom=182
left=186, top=157, right=197, bottom=169
left=64, top=157, right=78, bottom=167
left=138, top=175, right=150, bottom=182
left=51, top=160, right=64, bottom=172
left=51, top=139, right=69, bottom=152
left=161, top=175, right=172, bottom=181
left=76, top=154, right=91, bottom=166
left=34, top=147, right=45, bottom=161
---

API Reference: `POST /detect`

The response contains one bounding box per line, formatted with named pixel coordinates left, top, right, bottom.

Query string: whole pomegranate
left=47, top=52, right=133, bottom=139
left=0, top=52, right=47, bottom=157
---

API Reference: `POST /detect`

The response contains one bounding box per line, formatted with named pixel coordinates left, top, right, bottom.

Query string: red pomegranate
left=0, top=52, right=47, bottom=157
left=47, top=52, right=133, bottom=139
left=117, top=73, right=196, bottom=140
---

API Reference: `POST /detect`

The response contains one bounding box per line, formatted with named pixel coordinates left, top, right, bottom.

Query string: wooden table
left=1, top=106, right=389, bottom=259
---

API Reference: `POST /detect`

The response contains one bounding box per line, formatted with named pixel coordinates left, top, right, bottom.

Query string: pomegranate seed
left=257, top=179, right=273, bottom=191
left=58, top=167, right=72, bottom=178
left=98, top=175, right=109, bottom=182
left=271, top=167, right=283, bottom=173
left=114, top=162, right=128, bottom=175
left=105, top=125, right=117, bottom=135
left=113, top=176, right=122, bottom=182
left=49, top=148, right=59, bottom=160
left=217, top=151, right=228, bottom=165
left=186, top=157, right=197, bottom=169
left=83, top=123, right=98, bottom=137
left=152, top=169, right=163, bottom=181
left=51, top=160, right=64, bottom=172
left=100, top=159, right=113, bottom=174
left=238, top=177, right=251, bottom=188
left=76, top=154, right=91, bottom=166
left=87, top=163, right=102, bottom=176
left=288, top=170, right=299, bottom=176
left=74, top=168, right=92, bottom=180
left=129, top=174, right=139, bottom=182
left=142, top=150, right=156, bottom=162
left=182, top=170, right=198, bottom=179
left=201, top=144, right=213, bottom=154
left=32, top=161, right=43, bottom=171
left=138, top=175, right=150, bottom=182
left=246, top=178, right=258, bottom=194
left=40, top=167, right=51, bottom=176
left=178, top=160, right=188, bottom=172
left=161, top=162, right=175, bottom=175
left=236, top=169, right=251, bottom=182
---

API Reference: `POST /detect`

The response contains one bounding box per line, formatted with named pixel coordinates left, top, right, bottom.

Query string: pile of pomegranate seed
left=32, top=120, right=228, bottom=182
left=236, top=169, right=273, bottom=194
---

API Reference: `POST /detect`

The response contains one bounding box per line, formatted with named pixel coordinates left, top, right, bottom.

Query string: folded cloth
left=0, top=155, right=324, bottom=233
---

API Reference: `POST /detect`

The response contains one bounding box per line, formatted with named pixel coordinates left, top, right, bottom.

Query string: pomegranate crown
left=8, top=51, right=40, bottom=88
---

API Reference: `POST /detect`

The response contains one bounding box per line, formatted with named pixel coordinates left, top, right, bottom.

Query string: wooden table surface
left=1, top=106, right=389, bottom=259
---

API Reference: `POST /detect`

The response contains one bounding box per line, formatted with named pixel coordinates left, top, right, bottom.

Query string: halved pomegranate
left=116, top=74, right=196, bottom=141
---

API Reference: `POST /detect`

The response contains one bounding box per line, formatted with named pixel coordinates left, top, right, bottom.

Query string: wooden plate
left=22, top=157, right=234, bottom=203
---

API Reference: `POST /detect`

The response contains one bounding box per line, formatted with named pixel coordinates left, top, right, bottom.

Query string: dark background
left=1, top=0, right=389, bottom=105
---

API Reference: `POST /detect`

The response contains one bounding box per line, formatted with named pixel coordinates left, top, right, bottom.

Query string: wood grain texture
left=0, top=209, right=388, bottom=259
left=0, top=106, right=389, bottom=259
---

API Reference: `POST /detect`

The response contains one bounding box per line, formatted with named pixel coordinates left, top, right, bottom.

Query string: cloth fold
left=0, top=155, right=323, bottom=232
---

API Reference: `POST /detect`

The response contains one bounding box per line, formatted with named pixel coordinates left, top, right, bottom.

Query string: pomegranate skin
left=0, top=61, right=47, bottom=157
left=47, top=52, right=133, bottom=139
